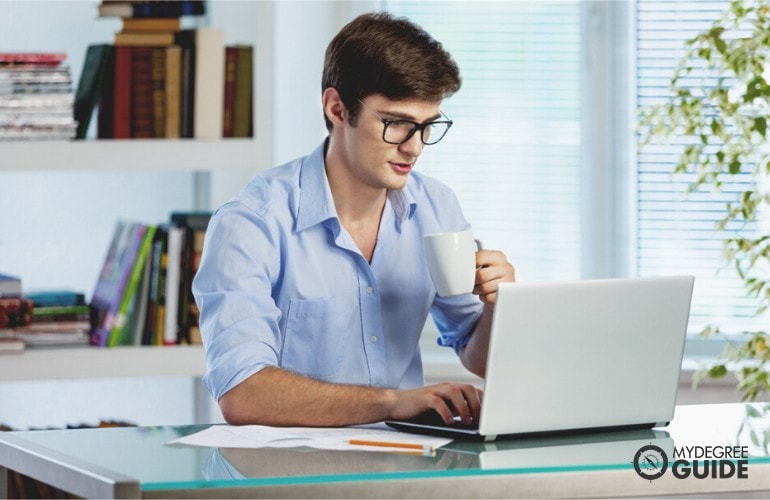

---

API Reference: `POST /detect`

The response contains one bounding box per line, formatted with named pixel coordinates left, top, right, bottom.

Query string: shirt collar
left=296, top=141, right=338, bottom=233
left=296, top=140, right=418, bottom=233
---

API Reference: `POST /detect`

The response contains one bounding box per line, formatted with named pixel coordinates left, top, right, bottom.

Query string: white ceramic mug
left=423, top=230, right=481, bottom=297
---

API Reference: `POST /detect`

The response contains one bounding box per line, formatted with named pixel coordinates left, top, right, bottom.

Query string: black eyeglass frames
left=357, top=99, right=453, bottom=146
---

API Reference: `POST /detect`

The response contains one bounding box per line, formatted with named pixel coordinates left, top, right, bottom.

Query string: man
left=193, top=12, right=515, bottom=428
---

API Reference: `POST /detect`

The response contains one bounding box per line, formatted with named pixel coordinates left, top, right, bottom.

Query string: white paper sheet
left=167, top=422, right=452, bottom=453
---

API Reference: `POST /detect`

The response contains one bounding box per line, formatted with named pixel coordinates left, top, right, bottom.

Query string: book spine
left=223, top=46, right=237, bottom=138
left=151, top=46, right=166, bottom=138
left=170, top=212, right=211, bottom=345
left=112, top=45, right=133, bottom=139
left=174, top=30, right=195, bottom=138
left=107, top=225, right=156, bottom=347
left=164, top=45, right=181, bottom=138
left=143, top=226, right=167, bottom=345
left=233, top=45, right=253, bottom=138
left=130, top=46, right=154, bottom=138
left=192, top=28, right=225, bottom=139
left=89, top=221, right=145, bottom=347
left=163, top=226, right=185, bottom=345
left=74, top=44, right=111, bottom=139
left=97, top=45, right=116, bottom=138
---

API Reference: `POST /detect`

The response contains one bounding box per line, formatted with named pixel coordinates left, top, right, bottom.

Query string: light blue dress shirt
left=194, top=140, right=484, bottom=401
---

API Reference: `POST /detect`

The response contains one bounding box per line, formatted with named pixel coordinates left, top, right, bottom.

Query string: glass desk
left=1, top=403, right=769, bottom=498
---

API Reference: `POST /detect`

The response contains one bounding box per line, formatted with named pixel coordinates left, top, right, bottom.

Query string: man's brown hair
left=322, top=12, right=461, bottom=131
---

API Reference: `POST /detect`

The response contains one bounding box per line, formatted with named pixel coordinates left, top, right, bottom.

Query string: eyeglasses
left=357, top=99, right=453, bottom=145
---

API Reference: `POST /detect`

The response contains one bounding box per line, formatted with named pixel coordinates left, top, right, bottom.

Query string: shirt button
left=370, top=336, right=378, bottom=343
left=366, top=286, right=374, bottom=294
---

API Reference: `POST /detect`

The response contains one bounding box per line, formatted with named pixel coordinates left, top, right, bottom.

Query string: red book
left=130, top=46, right=154, bottom=138
left=0, top=52, right=66, bottom=66
left=113, top=46, right=133, bottom=139
left=222, top=46, right=237, bottom=137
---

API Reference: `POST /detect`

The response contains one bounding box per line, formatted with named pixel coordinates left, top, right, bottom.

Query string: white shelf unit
left=0, top=346, right=221, bottom=427
left=0, top=1, right=273, bottom=428
left=0, top=139, right=261, bottom=172
left=0, top=345, right=205, bottom=383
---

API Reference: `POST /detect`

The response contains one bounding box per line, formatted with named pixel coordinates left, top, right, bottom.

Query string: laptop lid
left=388, top=276, right=694, bottom=441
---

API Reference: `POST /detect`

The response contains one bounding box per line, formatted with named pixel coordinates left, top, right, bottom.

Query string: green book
left=107, top=225, right=157, bottom=347
left=74, top=44, right=113, bottom=139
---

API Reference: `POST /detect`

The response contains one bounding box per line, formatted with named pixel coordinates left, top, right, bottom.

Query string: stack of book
left=0, top=53, right=77, bottom=140
left=0, top=277, right=32, bottom=353
left=75, top=0, right=253, bottom=140
left=90, top=212, right=211, bottom=347
left=14, top=291, right=91, bottom=348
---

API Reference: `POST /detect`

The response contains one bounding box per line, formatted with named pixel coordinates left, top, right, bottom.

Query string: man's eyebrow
left=379, top=109, right=443, bottom=123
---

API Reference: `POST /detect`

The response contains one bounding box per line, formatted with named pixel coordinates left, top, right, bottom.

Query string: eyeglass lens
left=383, top=120, right=450, bottom=145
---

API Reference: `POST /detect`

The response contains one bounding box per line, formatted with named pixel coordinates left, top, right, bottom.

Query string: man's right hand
left=383, top=382, right=483, bottom=426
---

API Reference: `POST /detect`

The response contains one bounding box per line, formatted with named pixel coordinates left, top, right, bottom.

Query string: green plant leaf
left=709, top=364, right=728, bottom=379
left=754, top=117, right=767, bottom=137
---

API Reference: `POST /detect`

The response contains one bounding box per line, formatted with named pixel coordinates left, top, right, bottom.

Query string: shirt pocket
left=280, top=296, right=355, bottom=382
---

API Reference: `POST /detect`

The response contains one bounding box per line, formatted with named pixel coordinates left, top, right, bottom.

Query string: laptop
left=387, top=275, right=695, bottom=441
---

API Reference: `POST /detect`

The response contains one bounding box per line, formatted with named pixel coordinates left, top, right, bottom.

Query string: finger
left=444, top=384, right=481, bottom=425
left=465, top=386, right=483, bottom=423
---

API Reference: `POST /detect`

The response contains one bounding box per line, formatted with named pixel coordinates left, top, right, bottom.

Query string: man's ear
left=322, top=87, right=347, bottom=127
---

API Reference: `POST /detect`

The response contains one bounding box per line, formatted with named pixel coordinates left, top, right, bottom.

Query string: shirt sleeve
left=192, top=201, right=283, bottom=401
left=431, top=295, right=484, bottom=354
left=420, top=177, right=485, bottom=354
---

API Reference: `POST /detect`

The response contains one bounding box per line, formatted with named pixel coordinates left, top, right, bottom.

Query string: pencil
left=348, top=439, right=434, bottom=453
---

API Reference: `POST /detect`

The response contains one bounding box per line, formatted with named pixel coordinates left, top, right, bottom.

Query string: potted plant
left=639, top=0, right=769, bottom=401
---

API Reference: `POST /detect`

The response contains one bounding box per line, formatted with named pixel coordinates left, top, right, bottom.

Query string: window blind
left=636, top=0, right=767, bottom=334
left=385, top=1, right=583, bottom=282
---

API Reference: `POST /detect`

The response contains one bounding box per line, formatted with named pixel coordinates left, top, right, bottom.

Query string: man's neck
left=324, top=144, right=387, bottom=262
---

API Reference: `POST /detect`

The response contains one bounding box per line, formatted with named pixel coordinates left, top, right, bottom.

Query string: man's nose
left=398, top=131, right=424, bottom=157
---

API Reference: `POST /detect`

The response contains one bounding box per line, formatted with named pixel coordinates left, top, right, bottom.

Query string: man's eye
left=388, top=121, right=414, bottom=130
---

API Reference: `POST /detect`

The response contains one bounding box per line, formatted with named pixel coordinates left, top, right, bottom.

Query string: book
left=163, top=225, right=185, bottom=345
left=0, top=273, right=21, bottom=296
left=25, top=290, right=86, bottom=307
left=232, top=45, right=253, bottom=138
left=112, top=45, right=133, bottom=139
left=121, top=17, right=181, bottom=32
left=0, top=53, right=66, bottom=66
left=175, top=28, right=224, bottom=139
left=130, top=46, right=154, bottom=138
left=107, top=225, right=156, bottom=347
left=114, top=31, right=176, bottom=47
left=89, top=221, right=148, bottom=346
left=222, top=46, right=236, bottom=138
left=174, top=30, right=195, bottom=138
left=164, top=45, right=181, bottom=138
left=98, top=1, right=206, bottom=19
left=151, top=46, right=165, bottom=137
left=74, top=44, right=112, bottom=139
left=97, top=45, right=116, bottom=138
left=31, top=304, right=90, bottom=323
left=170, top=212, right=210, bottom=344
left=0, top=297, right=33, bottom=328
left=142, top=225, right=167, bottom=344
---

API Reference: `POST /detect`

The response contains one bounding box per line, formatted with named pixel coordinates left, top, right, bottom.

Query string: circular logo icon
left=633, top=444, right=668, bottom=480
